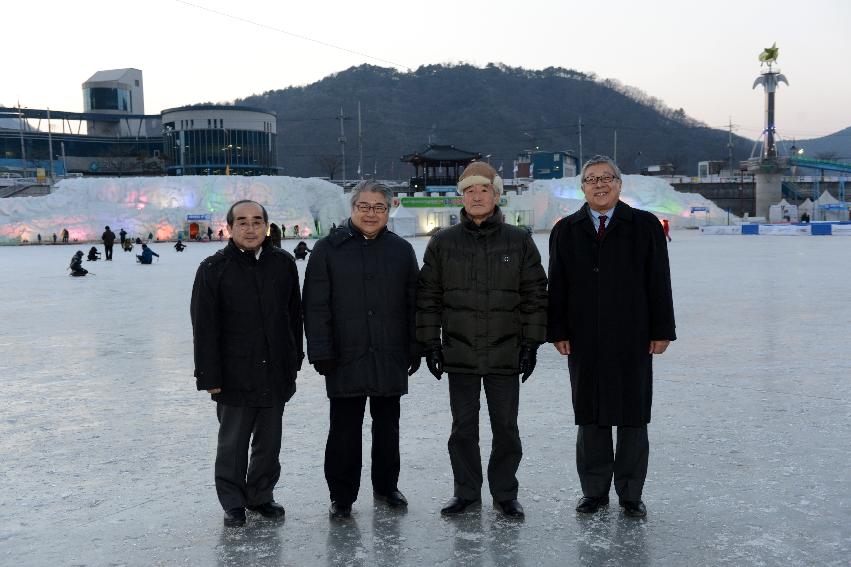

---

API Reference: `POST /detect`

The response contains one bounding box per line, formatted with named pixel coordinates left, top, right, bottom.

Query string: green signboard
left=400, top=197, right=508, bottom=208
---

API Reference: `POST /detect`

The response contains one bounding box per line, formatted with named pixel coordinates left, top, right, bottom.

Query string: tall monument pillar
left=745, top=43, right=790, bottom=219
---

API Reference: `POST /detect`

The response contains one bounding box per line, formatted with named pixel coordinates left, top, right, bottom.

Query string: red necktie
left=596, top=215, right=608, bottom=242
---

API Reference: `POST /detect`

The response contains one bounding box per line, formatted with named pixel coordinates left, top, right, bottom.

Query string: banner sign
left=186, top=214, right=211, bottom=221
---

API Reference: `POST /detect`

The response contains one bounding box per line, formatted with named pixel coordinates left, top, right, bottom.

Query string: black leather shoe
left=375, top=490, right=408, bottom=508
left=495, top=499, right=525, bottom=518
left=246, top=501, right=285, bottom=520
left=329, top=501, right=352, bottom=519
left=223, top=508, right=246, bottom=527
left=575, top=495, right=609, bottom=513
left=440, top=496, right=480, bottom=516
left=619, top=499, right=647, bottom=518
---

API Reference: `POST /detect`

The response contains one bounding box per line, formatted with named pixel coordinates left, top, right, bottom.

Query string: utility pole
left=338, top=105, right=347, bottom=183
left=18, top=102, right=27, bottom=178
left=613, top=130, right=618, bottom=164
left=357, top=101, right=363, bottom=179
left=47, top=108, right=55, bottom=181
left=727, top=117, right=736, bottom=175
left=578, top=117, right=583, bottom=167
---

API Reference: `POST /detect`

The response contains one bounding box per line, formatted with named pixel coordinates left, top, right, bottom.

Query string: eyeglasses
left=354, top=203, right=388, bottom=214
left=582, top=174, right=619, bottom=185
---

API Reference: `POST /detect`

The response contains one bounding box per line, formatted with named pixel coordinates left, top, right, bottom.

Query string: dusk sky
left=4, top=0, right=849, bottom=141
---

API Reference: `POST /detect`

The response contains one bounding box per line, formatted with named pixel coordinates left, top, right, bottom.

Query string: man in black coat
left=303, top=181, right=420, bottom=519
left=547, top=155, right=676, bottom=519
left=190, top=200, right=304, bottom=527
left=102, top=226, right=116, bottom=260
left=417, top=162, right=548, bottom=519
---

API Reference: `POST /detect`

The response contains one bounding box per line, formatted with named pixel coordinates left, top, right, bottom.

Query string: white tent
left=389, top=206, right=418, bottom=237
left=769, top=198, right=797, bottom=222
left=798, top=198, right=814, bottom=220
left=814, top=190, right=846, bottom=222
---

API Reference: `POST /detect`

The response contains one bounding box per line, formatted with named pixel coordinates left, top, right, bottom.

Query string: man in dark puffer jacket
left=416, top=162, right=548, bottom=519
left=303, top=181, right=420, bottom=520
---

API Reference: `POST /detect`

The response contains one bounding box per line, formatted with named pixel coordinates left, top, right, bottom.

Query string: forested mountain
left=236, top=63, right=758, bottom=179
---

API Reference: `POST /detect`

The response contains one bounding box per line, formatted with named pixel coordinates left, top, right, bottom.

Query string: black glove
left=407, top=355, right=422, bottom=376
left=426, top=348, right=444, bottom=380
left=519, top=345, right=538, bottom=383
left=313, top=359, right=337, bottom=376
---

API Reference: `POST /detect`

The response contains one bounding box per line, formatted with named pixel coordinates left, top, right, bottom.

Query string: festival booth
left=389, top=206, right=417, bottom=237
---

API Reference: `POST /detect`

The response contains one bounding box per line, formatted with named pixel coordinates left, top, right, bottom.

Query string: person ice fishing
left=174, top=239, right=186, bottom=252
left=292, top=241, right=312, bottom=260
left=87, top=247, right=101, bottom=261
left=123, top=239, right=134, bottom=252
left=69, top=251, right=88, bottom=276
left=136, top=244, right=160, bottom=264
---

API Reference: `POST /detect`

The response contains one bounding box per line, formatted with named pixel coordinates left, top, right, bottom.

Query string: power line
left=174, top=0, right=410, bottom=70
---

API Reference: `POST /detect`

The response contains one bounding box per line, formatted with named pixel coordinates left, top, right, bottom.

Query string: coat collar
left=224, top=237, right=272, bottom=264
left=461, top=205, right=503, bottom=235
left=328, top=218, right=388, bottom=247
left=570, top=201, right=633, bottom=239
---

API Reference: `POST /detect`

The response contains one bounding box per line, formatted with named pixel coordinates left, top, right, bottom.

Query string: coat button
left=261, top=360, right=267, bottom=364
left=368, top=309, right=374, bottom=316
left=593, top=267, right=599, bottom=272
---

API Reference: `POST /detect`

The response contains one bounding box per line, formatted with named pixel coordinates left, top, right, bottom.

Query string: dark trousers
left=104, top=243, right=113, bottom=260
left=214, top=401, right=285, bottom=511
left=447, top=373, right=521, bottom=502
left=576, top=424, right=649, bottom=502
left=325, top=395, right=401, bottom=505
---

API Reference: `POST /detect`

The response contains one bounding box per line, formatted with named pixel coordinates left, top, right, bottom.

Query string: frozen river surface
left=0, top=231, right=849, bottom=566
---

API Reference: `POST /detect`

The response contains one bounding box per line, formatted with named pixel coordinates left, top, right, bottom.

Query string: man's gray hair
left=580, top=155, right=622, bottom=181
left=350, top=180, right=393, bottom=208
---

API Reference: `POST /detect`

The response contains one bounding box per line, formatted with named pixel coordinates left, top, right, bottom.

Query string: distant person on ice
left=102, top=225, right=116, bottom=260
left=268, top=223, right=282, bottom=248
left=119, top=228, right=127, bottom=246
left=69, top=251, right=88, bottom=276
left=292, top=225, right=299, bottom=239
left=207, top=226, right=213, bottom=241
left=292, top=241, right=311, bottom=260
left=61, top=228, right=69, bottom=243
left=191, top=200, right=303, bottom=528
left=662, top=219, right=672, bottom=242
left=52, top=233, right=57, bottom=244
left=547, top=155, right=676, bottom=519
left=218, top=229, right=224, bottom=241
left=87, top=247, right=101, bottom=261
left=174, top=239, right=186, bottom=252
left=123, top=239, right=133, bottom=252
left=136, top=244, right=159, bottom=264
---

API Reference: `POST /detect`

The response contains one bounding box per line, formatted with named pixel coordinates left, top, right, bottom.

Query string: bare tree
left=315, top=155, right=341, bottom=179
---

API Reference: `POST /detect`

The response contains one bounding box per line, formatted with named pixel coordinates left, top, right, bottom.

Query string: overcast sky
left=4, top=0, right=849, bottom=141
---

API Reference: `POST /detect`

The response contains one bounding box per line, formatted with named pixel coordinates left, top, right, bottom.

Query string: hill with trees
left=236, top=64, right=760, bottom=179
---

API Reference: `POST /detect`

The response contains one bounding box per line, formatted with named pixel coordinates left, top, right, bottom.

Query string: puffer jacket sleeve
left=302, top=239, right=335, bottom=362
left=415, top=236, right=443, bottom=349
left=518, top=233, right=548, bottom=345
left=190, top=261, right=221, bottom=390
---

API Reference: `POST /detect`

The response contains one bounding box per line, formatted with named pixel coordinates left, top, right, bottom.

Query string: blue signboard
left=186, top=214, right=211, bottom=221
left=690, top=206, right=709, bottom=213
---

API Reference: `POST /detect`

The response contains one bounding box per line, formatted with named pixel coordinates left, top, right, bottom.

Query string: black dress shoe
left=246, top=501, right=286, bottom=520
left=375, top=489, right=408, bottom=508
left=619, top=499, right=647, bottom=518
left=329, top=501, right=352, bottom=519
left=494, top=499, right=525, bottom=518
left=223, top=508, right=246, bottom=527
left=440, top=496, right=480, bottom=516
left=575, top=495, right=609, bottom=514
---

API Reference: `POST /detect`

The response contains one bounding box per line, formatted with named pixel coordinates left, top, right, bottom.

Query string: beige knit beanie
left=457, top=161, right=503, bottom=195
